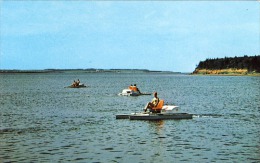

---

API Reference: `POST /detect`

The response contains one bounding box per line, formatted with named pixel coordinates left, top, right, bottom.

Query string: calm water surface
left=0, top=73, right=259, bottom=162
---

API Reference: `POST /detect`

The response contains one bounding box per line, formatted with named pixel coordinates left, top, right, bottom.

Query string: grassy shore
left=192, top=68, right=260, bottom=76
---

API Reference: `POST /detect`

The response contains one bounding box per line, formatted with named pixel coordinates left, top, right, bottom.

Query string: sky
left=0, top=1, right=259, bottom=72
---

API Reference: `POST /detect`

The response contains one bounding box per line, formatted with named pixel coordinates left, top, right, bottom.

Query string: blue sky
left=0, top=1, right=259, bottom=72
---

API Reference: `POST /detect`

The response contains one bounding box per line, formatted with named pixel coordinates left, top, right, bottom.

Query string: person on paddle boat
left=144, top=92, right=160, bottom=113
left=128, top=84, right=133, bottom=90
left=76, top=79, right=80, bottom=86
left=72, top=80, right=77, bottom=87
left=133, top=84, right=141, bottom=94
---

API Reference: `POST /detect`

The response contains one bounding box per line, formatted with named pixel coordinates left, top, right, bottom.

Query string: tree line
left=195, top=55, right=260, bottom=73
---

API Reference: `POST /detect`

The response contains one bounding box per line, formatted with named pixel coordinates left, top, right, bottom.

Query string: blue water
left=0, top=72, right=259, bottom=162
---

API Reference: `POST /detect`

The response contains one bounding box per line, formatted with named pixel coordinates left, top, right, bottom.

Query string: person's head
left=134, top=84, right=136, bottom=86
left=153, top=92, right=157, bottom=97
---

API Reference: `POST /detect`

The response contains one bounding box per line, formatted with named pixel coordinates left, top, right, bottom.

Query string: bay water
left=0, top=72, right=259, bottom=162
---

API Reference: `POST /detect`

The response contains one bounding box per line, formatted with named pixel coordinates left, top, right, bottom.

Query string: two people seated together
left=129, top=84, right=141, bottom=93
left=144, top=92, right=164, bottom=113
left=72, top=79, right=80, bottom=87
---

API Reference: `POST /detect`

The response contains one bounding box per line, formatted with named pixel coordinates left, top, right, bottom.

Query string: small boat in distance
left=65, top=79, right=87, bottom=88
left=118, top=89, right=151, bottom=96
left=119, top=84, right=151, bottom=96
left=65, top=83, right=87, bottom=88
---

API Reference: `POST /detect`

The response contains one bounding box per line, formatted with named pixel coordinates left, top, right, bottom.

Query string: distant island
left=192, top=55, right=260, bottom=76
left=0, top=68, right=181, bottom=74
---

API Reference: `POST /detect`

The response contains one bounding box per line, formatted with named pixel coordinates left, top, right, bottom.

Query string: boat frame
left=116, top=112, right=193, bottom=120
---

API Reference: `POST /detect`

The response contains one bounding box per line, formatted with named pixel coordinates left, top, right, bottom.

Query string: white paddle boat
left=116, top=100, right=192, bottom=120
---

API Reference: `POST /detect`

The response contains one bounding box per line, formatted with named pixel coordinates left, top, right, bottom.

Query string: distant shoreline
left=0, top=69, right=182, bottom=74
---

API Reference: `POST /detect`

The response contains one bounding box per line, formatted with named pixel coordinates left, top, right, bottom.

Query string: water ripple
left=1, top=73, right=259, bottom=162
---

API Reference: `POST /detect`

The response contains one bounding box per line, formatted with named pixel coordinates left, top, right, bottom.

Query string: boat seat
left=152, top=100, right=164, bottom=111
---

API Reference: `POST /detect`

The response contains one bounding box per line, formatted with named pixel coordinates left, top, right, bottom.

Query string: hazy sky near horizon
left=1, top=1, right=259, bottom=72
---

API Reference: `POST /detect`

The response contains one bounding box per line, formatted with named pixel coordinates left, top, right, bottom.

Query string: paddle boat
left=65, top=83, right=87, bottom=88
left=116, top=100, right=193, bottom=120
left=118, top=89, right=151, bottom=96
left=118, top=84, right=152, bottom=96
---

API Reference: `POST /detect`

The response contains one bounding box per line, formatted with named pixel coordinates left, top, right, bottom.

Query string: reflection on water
left=147, top=120, right=165, bottom=136
left=0, top=73, right=259, bottom=162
